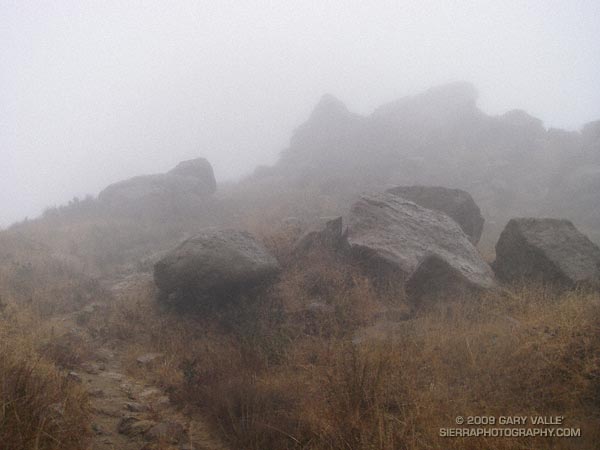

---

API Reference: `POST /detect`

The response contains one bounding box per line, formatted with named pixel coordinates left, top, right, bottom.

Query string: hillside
left=245, top=82, right=600, bottom=246
left=1, top=83, right=599, bottom=450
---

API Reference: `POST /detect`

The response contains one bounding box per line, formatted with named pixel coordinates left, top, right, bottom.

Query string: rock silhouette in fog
left=493, top=218, right=600, bottom=287
left=98, top=157, right=216, bottom=213
left=154, top=229, right=280, bottom=305
left=386, top=185, right=484, bottom=244
left=544, top=120, right=600, bottom=242
left=246, top=82, right=600, bottom=246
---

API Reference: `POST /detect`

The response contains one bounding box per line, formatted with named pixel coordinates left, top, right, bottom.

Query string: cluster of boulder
left=305, top=191, right=496, bottom=304
left=153, top=184, right=600, bottom=309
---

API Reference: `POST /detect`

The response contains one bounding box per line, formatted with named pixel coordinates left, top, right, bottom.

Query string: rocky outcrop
left=287, top=192, right=495, bottom=302
left=251, top=83, right=600, bottom=248
left=98, top=157, right=216, bottom=210
left=544, top=120, right=600, bottom=244
left=345, top=193, right=495, bottom=301
left=493, top=218, right=600, bottom=287
left=386, top=185, right=484, bottom=244
left=153, top=229, right=280, bottom=305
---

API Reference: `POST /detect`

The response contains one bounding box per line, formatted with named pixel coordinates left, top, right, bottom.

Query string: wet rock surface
left=493, top=218, right=600, bottom=287
left=386, top=185, right=485, bottom=244
left=346, top=193, right=495, bottom=300
left=154, top=229, right=280, bottom=305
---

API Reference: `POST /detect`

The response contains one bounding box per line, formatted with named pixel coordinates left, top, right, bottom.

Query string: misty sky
left=2, top=1, right=600, bottom=227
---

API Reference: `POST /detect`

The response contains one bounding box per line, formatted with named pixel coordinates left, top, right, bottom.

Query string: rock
left=120, top=382, right=135, bottom=397
left=168, top=158, right=216, bottom=191
left=144, top=421, right=187, bottom=443
left=98, top=157, right=216, bottom=210
left=154, top=395, right=170, bottom=406
left=125, top=401, right=149, bottom=413
left=118, top=416, right=156, bottom=437
left=154, top=229, right=280, bottom=304
left=405, top=254, right=492, bottom=301
left=346, top=193, right=495, bottom=302
left=67, top=371, right=82, bottom=383
left=386, top=185, right=484, bottom=244
left=493, top=218, right=600, bottom=287
left=80, top=362, right=101, bottom=375
left=87, top=388, right=105, bottom=398
left=101, top=371, right=124, bottom=381
left=139, top=388, right=162, bottom=399
left=136, top=353, right=164, bottom=366
left=92, top=422, right=108, bottom=435
left=294, top=216, right=347, bottom=254
left=95, top=348, right=115, bottom=362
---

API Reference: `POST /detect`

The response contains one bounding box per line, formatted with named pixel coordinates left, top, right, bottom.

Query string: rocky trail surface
left=50, top=277, right=228, bottom=450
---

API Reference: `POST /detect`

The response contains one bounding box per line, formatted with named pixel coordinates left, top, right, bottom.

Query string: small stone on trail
left=67, top=371, right=82, bottom=383
left=88, top=388, right=105, bottom=398
left=136, top=352, right=164, bottom=365
left=125, top=401, right=149, bottom=412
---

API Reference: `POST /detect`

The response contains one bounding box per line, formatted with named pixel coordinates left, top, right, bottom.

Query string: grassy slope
left=0, top=201, right=598, bottom=450
left=87, top=241, right=600, bottom=450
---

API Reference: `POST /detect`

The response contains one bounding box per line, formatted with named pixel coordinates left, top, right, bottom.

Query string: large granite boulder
left=153, top=229, right=280, bottom=305
left=386, top=185, right=484, bottom=244
left=493, top=218, right=600, bottom=287
left=346, top=193, right=495, bottom=302
left=98, top=157, right=216, bottom=208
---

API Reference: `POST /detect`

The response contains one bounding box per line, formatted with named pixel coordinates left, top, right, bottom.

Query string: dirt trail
left=51, top=278, right=228, bottom=450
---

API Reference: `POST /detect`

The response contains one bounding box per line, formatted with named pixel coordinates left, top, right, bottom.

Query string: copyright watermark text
left=440, top=416, right=581, bottom=439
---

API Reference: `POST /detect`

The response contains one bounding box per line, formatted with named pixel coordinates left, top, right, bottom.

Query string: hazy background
left=2, top=0, right=599, bottom=227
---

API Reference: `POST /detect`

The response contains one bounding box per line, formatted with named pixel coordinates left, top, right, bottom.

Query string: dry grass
left=84, top=236, right=600, bottom=450
left=0, top=236, right=98, bottom=450
left=2, top=208, right=598, bottom=450
left=0, top=306, right=91, bottom=450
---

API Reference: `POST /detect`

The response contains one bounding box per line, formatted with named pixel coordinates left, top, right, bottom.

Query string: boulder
left=167, top=158, right=216, bottom=189
left=346, top=193, right=495, bottom=302
left=154, top=229, right=280, bottom=304
left=136, top=353, right=164, bottom=366
left=98, top=157, right=216, bottom=208
left=293, top=216, right=346, bottom=254
left=386, top=185, right=484, bottom=244
left=493, top=218, right=600, bottom=287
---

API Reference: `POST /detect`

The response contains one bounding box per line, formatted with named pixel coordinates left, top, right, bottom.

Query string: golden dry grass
left=0, top=306, right=91, bottom=450
left=1, top=213, right=598, bottom=450
left=0, top=236, right=99, bottom=450
left=85, top=241, right=600, bottom=450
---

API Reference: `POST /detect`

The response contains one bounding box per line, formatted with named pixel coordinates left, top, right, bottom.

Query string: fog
left=2, top=0, right=599, bottom=227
